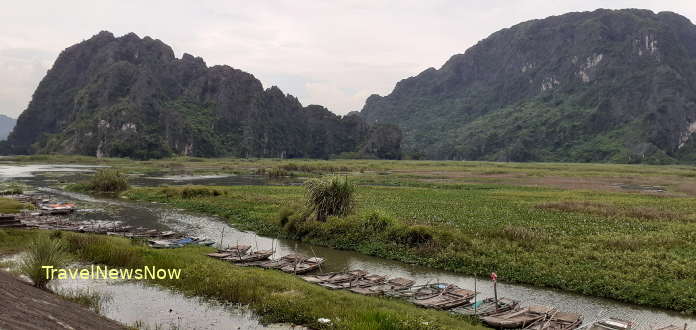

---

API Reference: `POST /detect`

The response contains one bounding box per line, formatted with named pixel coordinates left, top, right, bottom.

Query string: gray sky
left=1, top=1, right=695, bottom=118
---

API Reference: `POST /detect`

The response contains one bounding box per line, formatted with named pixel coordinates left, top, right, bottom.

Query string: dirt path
left=0, top=270, right=124, bottom=330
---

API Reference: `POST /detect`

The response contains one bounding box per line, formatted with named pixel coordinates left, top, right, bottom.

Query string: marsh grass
left=68, top=169, right=130, bottom=193
left=64, top=234, right=142, bottom=266
left=19, top=236, right=70, bottom=289
left=89, top=169, right=129, bottom=193
left=56, top=288, right=112, bottom=315
left=536, top=201, right=682, bottom=221
left=158, top=186, right=224, bottom=199
left=0, top=197, right=29, bottom=214
left=0, top=182, right=24, bottom=195
left=305, top=176, right=355, bottom=221
left=124, top=182, right=696, bottom=313
left=279, top=162, right=352, bottom=173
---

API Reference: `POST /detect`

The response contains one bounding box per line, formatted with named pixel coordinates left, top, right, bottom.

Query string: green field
left=5, top=155, right=696, bottom=313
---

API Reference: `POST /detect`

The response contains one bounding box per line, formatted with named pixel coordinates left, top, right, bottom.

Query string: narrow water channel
left=2, top=164, right=695, bottom=329
left=0, top=254, right=289, bottom=330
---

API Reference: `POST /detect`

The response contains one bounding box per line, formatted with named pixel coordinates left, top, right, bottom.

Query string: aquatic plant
left=124, top=180, right=696, bottom=313
left=56, top=288, right=112, bottom=315
left=0, top=182, right=25, bottom=195
left=266, top=167, right=291, bottom=178
left=158, top=186, right=224, bottom=199
left=0, top=197, right=29, bottom=214
left=87, top=169, right=129, bottom=193
left=19, top=236, right=70, bottom=289
left=304, top=176, right=355, bottom=221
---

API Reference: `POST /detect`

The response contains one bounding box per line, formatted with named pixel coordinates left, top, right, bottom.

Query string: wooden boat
left=481, top=306, right=554, bottom=329
left=411, top=284, right=476, bottom=310
left=345, top=274, right=388, bottom=292
left=258, top=253, right=307, bottom=269
left=207, top=245, right=252, bottom=258
left=149, top=237, right=215, bottom=249
left=581, top=318, right=637, bottom=330
left=351, top=277, right=416, bottom=296
left=39, top=202, right=76, bottom=214
left=655, top=325, right=687, bottom=330
left=301, top=270, right=368, bottom=286
left=225, top=249, right=274, bottom=263
left=386, top=282, right=433, bottom=298
left=450, top=297, right=519, bottom=317
left=387, top=282, right=456, bottom=299
left=280, top=257, right=325, bottom=274
left=319, top=271, right=375, bottom=290
left=319, top=272, right=384, bottom=290
left=526, top=311, right=583, bottom=330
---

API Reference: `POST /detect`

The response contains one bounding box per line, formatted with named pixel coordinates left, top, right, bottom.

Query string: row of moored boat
left=207, top=245, right=688, bottom=330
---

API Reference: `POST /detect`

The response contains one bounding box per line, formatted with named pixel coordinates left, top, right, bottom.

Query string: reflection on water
left=52, top=276, right=267, bottom=330
left=0, top=164, right=105, bottom=181
left=2, top=164, right=694, bottom=329
left=0, top=255, right=284, bottom=330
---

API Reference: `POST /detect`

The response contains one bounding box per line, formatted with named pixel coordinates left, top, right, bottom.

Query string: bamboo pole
left=474, top=277, right=478, bottom=315
left=219, top=226, right=225, bottom=249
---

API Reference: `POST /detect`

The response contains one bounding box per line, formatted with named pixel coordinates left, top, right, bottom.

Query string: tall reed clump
left=304, top=176, right=355, bottom=221
left=88, top=169, right=129, bottom=193
left=19, top=236, right=70, bottom=289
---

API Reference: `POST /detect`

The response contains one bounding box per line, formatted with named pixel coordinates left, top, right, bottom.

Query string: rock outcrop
left=3, top=31, right=397, bottom=159
left=361, top=9, right=696, bottom=163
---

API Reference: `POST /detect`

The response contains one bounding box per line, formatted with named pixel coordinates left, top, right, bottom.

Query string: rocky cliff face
left=4, top=32, right=390, bottom=159
left=361, top=9, right=696, bottom=163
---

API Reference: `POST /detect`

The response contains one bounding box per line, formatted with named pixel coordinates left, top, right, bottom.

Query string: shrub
left=360, top=210, right=396, bottom=232
left=180, top=186, right=223, bottom=199
left=283, top=209, right=312, bottom=235
left=87, top=169, right=129, bottom=193
left=255, top=167, right=292, bottom=177
left=277, top=207, right=296, bottom=227
left=19, top=236, right=70, bottom=289
left=159, top=186, right=225, bottom=199
left=0, top=183, right=24, bottom=195
left=267, top=167, right=291, bottom=178
left=396, top=225, right=434, bottom=246
left=304, top=176, right=355, bottom=221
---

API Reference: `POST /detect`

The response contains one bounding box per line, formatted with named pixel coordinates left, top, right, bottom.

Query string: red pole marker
left=490, top=272, right=497, bottom=282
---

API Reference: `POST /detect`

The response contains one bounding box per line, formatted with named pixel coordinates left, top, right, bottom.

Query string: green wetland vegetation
left=0, top=229, right=481, bottom=330
left=5, top=155, right=696, bottom=320
left=124, top=181, right=696, bottom=313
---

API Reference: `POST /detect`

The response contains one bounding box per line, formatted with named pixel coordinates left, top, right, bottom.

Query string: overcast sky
left=1, top=1, right=695, bottom=118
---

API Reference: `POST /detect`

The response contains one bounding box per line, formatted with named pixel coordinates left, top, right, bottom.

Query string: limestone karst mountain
left=361, top=9, right=696, bottom=163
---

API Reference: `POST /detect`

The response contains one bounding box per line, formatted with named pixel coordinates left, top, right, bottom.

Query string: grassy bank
left=0, top=229, right=481, bottom=330
left=125, top=183, right=696, bottom=313
left=0, top=197, right=30, bottom=214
